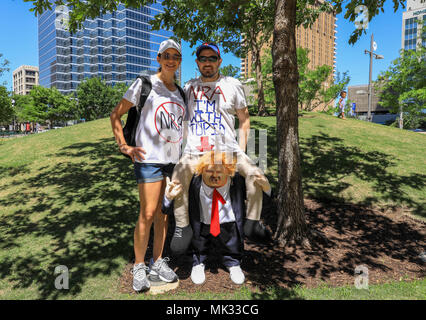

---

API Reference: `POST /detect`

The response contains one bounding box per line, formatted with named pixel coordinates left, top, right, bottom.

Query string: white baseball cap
left=158, top=39, right=181, bottom=55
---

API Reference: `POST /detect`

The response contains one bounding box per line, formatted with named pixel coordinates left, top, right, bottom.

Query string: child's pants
left=192, top=222, right=243, bottom=268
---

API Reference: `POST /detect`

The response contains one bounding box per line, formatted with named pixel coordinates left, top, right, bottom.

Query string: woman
left=110, top=39, right=185, bottom=292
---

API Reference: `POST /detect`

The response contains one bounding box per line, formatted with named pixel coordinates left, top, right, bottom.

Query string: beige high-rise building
left=240, top=10, right=337, bottom=82
left=12, top=65, right=39, bottom=95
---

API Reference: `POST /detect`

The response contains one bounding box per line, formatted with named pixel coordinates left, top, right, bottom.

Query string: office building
left=38, top=3, right=178, bottom=95
left=240, top=5, right=337, bottom=80
left=12, top=65, right=39, bottom=95
left=240, top=4, right=337, bottom=111
left=347, top=84, right=397, bottom=124
left=402, top=0, right=426, bottom=50
left=347, top=85, right=385, bottom=114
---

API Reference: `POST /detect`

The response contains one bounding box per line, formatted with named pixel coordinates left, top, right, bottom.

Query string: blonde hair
left=195, top=151, right=237, bottom=177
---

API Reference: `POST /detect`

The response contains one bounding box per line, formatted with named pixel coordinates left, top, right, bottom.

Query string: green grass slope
left=252, top=113, right=425, bottom=219
left=0, top=113, right=424, bottom=299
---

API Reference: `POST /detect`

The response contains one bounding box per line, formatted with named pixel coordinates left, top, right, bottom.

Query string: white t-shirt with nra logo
left=183, top=75, right=247, bottom=155
left=123, top=74, right=186, bottom=164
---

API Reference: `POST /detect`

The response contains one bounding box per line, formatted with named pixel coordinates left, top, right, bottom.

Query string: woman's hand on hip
left=120, top=145, right=146, bottom=163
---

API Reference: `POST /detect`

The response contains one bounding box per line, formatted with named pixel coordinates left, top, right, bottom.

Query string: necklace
left=158, top=73, right=176, bottom=91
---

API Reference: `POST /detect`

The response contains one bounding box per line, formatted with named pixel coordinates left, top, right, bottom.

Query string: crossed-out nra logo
left=154, top=101, right=185, bottom=143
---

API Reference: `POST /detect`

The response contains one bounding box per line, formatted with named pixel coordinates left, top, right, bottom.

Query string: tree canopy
left=0, top=86, right=14, bottom=124
left=24, top=0, right=406, bottom=45
left=29, top=85, right=77, bottom=124
left=248, top=47, right=350, bottom=112
left=376, top=47, right=426, bottom=129
left=76, top=77, right=127, bottom=121
left=219, top=64, right=240, bottom=78
left=0, top=53, right=10, bottom=86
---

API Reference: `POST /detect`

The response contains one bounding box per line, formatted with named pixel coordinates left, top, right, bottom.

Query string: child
left=337, top=91, right=347, bottom=119
left=164, top=151, right=270, bottom=285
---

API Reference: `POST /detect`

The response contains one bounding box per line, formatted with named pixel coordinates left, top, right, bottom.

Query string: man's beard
left=199, top=69, right=218, bottom=78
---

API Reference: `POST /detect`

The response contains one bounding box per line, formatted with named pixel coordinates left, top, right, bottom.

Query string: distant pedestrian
left=337, top=91, right=347, bottom=119
left=350, top=103, right=356, bottom=117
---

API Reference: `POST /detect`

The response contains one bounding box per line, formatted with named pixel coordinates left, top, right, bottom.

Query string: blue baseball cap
left=196, top=42, right=221, bottom=58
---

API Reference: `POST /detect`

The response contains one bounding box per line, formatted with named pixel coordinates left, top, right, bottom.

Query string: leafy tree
left=220, top=64, right=240, bottom=78
left=29, top=85, right=77, bottom=125
left=0, top=53, right=10, bottom=86
left=111, top=82, right=130, bottom=106
left=248, top=48, right=274, bottom=110
left=249, top=47, right=350, bottom=113
left=76, top=77, right=123, bottom=121
left=12, top=93, right=36, bottom=122
left=0, top=53, right=10, bottom=76
left=376, top=47, right=426, bottom=130
left=0, top=86, right=14, bottom=124
left=297, top=48, right=331, bottom=111
left=22, top=0, right=330, bottom=117
left=271, top=0, right=405, bottom=246
left=298, top=48, right=350, bottom=112
left=24, top=0, right=408, bottom=246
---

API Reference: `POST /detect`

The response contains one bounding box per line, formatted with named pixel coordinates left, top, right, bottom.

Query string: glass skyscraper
left=402, top=0, right=426, bottom=51
left=38, top=3, right=177, bottom=94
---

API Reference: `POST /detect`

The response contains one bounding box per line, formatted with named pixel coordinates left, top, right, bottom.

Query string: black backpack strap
left=123, top=76, right=152, bottom=148
left=175, top=83, right=187, bottom=105
left=137, top=75, right=152, bottom=110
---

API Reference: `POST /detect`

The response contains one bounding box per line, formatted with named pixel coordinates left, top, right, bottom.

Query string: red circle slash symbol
left=154, top=101, right=185, bottom=143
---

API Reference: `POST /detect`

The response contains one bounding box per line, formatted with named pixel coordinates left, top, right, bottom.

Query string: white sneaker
left=131, top=263, right=150, bottom=292
left=228, top=266, right=245, bottom=285
left=190, top=263, right=206, bottom=285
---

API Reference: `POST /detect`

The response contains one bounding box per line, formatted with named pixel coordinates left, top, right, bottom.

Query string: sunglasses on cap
left=198, top=56, right=219, bottom=63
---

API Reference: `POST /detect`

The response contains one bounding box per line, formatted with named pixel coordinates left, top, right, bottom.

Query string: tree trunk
left=399, top=104, right=403, bottom=129
left=272, top=0, right=308, bottom=247
left=252, top=45, right=268, bottom=116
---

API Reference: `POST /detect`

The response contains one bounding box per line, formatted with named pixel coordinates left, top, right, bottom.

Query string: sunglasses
left=198, top=56, right=219, bottom=63
left=161, top=53, right=182, bottom=61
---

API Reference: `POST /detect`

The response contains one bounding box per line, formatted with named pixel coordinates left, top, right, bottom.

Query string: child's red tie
left=210, top=188, right=226, bottom=237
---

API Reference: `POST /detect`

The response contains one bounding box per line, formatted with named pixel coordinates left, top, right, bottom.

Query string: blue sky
left=0, top=0, right=405, bottom=90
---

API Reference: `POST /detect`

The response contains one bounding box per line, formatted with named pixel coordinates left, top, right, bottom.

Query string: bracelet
left=118, top=143, right=127, bottom=149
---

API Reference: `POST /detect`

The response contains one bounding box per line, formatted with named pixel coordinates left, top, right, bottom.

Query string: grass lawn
left=251, top=113, right=425, bottom=220
left=0, top=113, right=425, bottom=299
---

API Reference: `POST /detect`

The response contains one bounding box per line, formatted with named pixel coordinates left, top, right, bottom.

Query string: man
left=165, top=151, right=247, bottom=285
left=169, top=42, right=271, bottom=254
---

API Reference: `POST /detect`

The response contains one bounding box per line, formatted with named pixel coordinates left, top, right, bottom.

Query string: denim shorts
left=133, top=162, right=175, bottom=184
